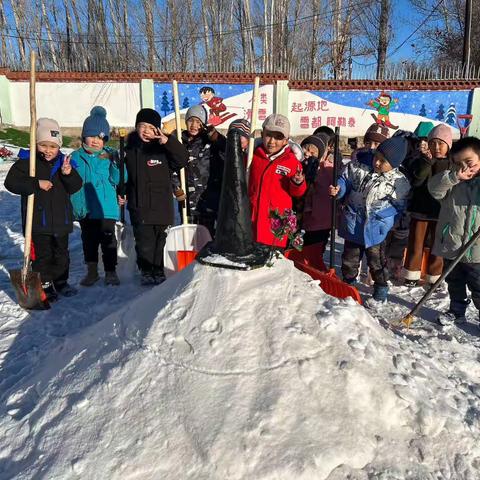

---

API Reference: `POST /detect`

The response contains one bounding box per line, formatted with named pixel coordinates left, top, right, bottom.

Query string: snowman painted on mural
left=367, top=91, right=399, bottom=130
left=199, top=86, right=237, bottom=126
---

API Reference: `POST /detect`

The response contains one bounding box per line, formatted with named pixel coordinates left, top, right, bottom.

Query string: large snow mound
left=1, top=258, right=480, bottom=479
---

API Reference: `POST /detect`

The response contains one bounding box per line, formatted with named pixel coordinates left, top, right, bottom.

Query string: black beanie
left=135, top=108, right=162, bottom=128
left=300, top=133, right=329, bottom=159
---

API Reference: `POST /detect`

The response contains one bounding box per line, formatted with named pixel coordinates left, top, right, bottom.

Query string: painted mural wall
left=153, top=83, right=473, bottom=139
left=288, top=89, right=473, bottom=138
left=153, top=82, right=274, bottom=130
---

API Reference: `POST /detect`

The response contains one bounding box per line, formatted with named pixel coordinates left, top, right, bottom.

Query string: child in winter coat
left=228, top=119, right=250, bottom=152
left=299, top=133, right=332, bottom=251
left=384, top=129, right=429, bottom=280
left=248, top=114, right=306, bottom=247
left=4, top=118, right=82, bottom=302
left=125, top=108, right=188, bottom=285
left=70, top=106, right=124, bottom=287
left=180, top=105, right=226, bottom=236
left=403, top=124, right=452, bottom=287
left=428, top=136, right=480, bottom=325
left=330, top=136, right=411, bottom=305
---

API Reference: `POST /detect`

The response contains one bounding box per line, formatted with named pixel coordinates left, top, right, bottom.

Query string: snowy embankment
left=1, top=161, right=480, bottom=479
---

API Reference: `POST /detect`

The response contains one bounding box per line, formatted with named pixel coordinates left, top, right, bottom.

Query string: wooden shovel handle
left=23, top=51, right=36, bottom=271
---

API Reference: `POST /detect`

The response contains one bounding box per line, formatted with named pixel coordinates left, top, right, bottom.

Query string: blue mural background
left=154, top=83, right=253, bottom=116
left=311, top=90, right=473, bottom=126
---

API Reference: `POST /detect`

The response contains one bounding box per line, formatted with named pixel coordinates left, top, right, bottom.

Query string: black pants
left=31, top=233, right=69, bottom=286
left=133, top=224, right=168, bottom=274
left=80, top=218, right=117, bottom=271
left=190, top=213, right=216, bottom=239
left=303, top=229, right=330, bottom=247
left=342, top=240, right=389, bottom=286
left=444, top=259, right=480, bottom=313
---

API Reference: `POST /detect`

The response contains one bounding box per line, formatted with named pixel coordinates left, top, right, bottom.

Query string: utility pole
left=462, top=0, right=472, bottom=77
left=376, top=0, right=390, bottom=80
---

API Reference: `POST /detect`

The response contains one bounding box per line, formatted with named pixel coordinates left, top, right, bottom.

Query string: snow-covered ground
left=1, top=161, right=480, bottom=479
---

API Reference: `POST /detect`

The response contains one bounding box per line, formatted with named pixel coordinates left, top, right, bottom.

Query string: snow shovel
left=9, top=51, right=49, bottom=310
left=246, top=76, right=260, bottom=177
left=163, top=80, right=212, bottom=277
left=115, top=129, right=136, bottom=277
left=287, top=127, right=362, bottom=304
left=395, top=225, right=480, bottom=328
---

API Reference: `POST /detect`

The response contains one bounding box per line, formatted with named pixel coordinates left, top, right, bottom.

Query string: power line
left=0, top=0, right=374, bottom=46
left=351, top=0, right=444, bottom=67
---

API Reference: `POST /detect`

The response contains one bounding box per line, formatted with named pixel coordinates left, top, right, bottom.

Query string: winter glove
left=174, top=187, right=187, bottom=202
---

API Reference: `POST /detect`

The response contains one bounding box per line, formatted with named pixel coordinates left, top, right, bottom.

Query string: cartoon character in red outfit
left=367, top=91, right=399, bottom=130
left=199, top=86, right=236, bottom=126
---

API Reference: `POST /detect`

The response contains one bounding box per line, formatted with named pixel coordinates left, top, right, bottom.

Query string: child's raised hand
left=39, top=180, right=53, bottom=191
left=153, top=127, right=169, bottom=145
left=292, top=165, right=305, bottom=185
left=457, top=163, right=480, bottom=181
left=61, top=155, right=72, bottom=175
left=329, top=185, right=340, bottom=197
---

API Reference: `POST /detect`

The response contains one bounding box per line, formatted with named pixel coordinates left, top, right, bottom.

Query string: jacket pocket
left=344, top=205, right=357, bottom=235
left=148, top=182, right=169, bottom=209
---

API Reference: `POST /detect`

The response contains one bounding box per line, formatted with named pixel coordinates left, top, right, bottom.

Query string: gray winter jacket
left=428, top=169, right=480, bottom=262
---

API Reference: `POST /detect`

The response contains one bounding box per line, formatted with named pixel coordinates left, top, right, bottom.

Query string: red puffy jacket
left=248, top=144, right=306, bottom=247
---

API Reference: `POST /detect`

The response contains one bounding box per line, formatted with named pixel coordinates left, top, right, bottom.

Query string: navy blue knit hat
left=82, top=106, right=110, bottom=141
left=376, top=136, right=408, bottom=168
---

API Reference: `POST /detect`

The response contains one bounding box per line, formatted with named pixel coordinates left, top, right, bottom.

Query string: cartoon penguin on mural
left=199, top=86, right=237, bottom=126
left=367, top=91, right=399, bottom=130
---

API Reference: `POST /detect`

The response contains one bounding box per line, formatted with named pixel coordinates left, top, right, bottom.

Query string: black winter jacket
left=181, top=130, right=226, bottom=217
left=4, top=151, right=83, bottom=235
left=125, top=132, right=188, bottom=226
left=407, top=155, right=450, bottom=219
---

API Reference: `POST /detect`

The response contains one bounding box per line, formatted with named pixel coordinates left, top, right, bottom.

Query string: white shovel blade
left=163, top=224, right=212, bottom=278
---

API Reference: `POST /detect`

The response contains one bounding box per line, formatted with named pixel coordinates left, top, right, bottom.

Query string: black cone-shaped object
left=197, top=129, right=269, bottom=270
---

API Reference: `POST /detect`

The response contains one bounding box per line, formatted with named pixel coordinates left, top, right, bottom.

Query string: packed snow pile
left=1, top=257, right=480, bottom=479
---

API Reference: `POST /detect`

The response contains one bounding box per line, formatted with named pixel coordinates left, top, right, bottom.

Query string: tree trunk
left=376, top=0, right=390, bottom=79
left=143, top=0, right=156, bottom=71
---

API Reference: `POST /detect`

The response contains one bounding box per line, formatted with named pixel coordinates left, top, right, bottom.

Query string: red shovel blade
left=9, top=269, right=50, bottom=310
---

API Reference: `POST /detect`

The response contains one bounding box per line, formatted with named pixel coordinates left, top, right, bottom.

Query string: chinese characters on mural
left=290, top=99, right=356, bottom=130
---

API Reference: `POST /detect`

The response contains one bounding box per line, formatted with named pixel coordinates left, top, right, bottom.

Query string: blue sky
left=3, top=0, right=434, bottom=70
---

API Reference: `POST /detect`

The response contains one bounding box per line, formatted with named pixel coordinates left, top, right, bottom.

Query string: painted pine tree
left=436, top=104, right=445, bottom=121
left=419, top=104, right=427, bottom=117
left=182, top=97, right=190, bottom=109
left=161, top=91, right=170, bottom=116
left=445, top=104, right=457, bottom=126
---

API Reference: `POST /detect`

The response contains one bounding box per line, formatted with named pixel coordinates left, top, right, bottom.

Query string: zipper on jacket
left=441, top=223, right=450, bottom=243
left=466, top=206, right=477, bottom=260
left=255, top=159, right=276, bottom=219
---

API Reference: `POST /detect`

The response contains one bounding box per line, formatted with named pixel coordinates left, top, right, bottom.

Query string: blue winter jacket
left=337, top=161, right=411, bottom=248
left=70, top=146, right=126, bottom=221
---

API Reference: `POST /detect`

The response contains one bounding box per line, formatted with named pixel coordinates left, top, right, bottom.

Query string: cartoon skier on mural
left=367, top=91, right=399, bottom=130
left=199, top=86, right=237, bottom=126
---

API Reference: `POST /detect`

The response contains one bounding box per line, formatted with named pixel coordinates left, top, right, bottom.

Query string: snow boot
left=404, top=279, right=419, bottom=288
left=437, top=311, right=467, bottom=326
left=365, top=285, right=389, bottom=309
left=80, top=262, right=100, bottom=287
left=152, top=269, right=166, bottom=285
left=437, top=299, right=470, bottom=326
left=42, top=281, right=58, bottom=303
left=140, top=270, right=157, bottom=286
left=105, top=270, right=120, bottom=286
left=54, top=281, right=78, bottom=297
